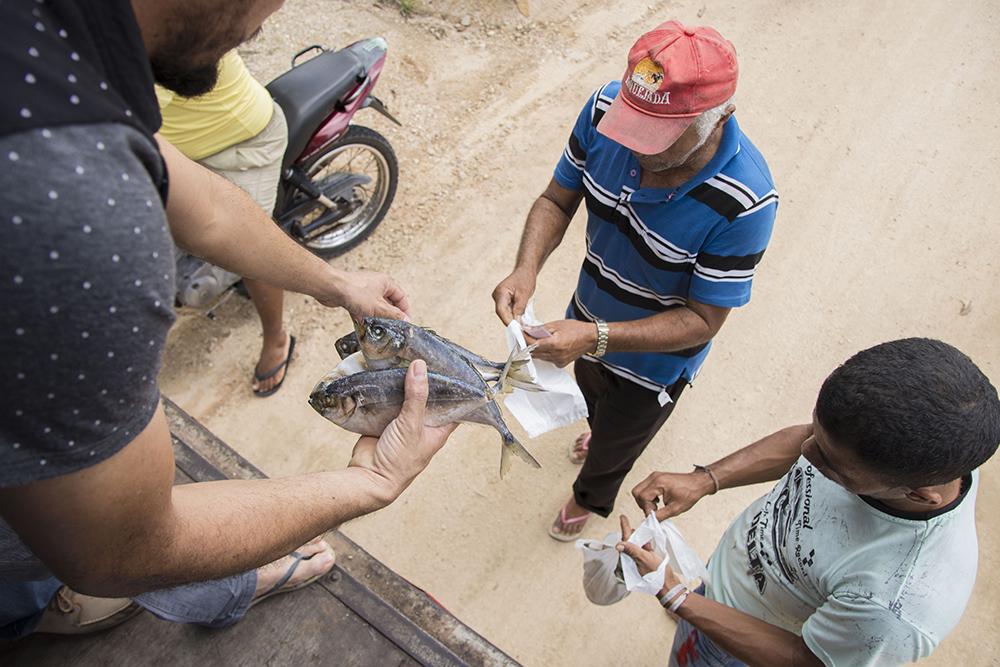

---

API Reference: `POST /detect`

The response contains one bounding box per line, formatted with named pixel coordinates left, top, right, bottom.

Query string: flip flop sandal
left=568, top=432, right=591, bottom=465
left=548, top=504, right=591, bottom=542
left=249, top=546, right=335, bottom=608
left=253, top=335, right=296, bottom=397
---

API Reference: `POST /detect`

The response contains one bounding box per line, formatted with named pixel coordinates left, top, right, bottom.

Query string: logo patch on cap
left=627, top=57, right=669, bottom=105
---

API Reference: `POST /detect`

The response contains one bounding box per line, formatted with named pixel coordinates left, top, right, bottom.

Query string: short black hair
left=815, top=338, right=1000, bottom=487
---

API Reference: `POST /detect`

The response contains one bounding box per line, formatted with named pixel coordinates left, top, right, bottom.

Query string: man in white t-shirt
left=621, top=338, right=999, bottom=666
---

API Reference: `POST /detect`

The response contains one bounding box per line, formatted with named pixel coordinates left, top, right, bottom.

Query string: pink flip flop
left=568, top=432, right=591, bottom=465
left=548, top=504, right=591, bottom=542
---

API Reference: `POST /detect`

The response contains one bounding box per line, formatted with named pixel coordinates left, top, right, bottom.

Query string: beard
left=149, top=4, right=254, bottom=98
left=151, top=57, right=220, bottom=98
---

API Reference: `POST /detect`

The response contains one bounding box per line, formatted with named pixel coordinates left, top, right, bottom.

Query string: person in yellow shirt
left=157, top=51, right=293, bottom=396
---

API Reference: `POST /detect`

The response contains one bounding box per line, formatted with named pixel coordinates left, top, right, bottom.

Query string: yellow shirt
left=155, top=52, right=273, bottom=161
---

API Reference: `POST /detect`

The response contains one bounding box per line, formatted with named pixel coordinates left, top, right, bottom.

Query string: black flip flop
left=249, top=547, right=336, bottom=608
left=253, top=335, right=296, bottom=397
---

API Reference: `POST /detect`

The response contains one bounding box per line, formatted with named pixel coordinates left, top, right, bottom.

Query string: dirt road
left=160, top=1, right=1000, bottom=664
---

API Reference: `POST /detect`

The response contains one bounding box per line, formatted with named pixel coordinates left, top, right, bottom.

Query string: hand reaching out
left=632, top=470, right=716, bottom=521
left=492, top=269, right=536, bottom=325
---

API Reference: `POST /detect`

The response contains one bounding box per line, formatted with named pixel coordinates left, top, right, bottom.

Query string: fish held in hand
left=309, top=368, right=540, bottom=477
left=355, top=317, right=541, bottom=392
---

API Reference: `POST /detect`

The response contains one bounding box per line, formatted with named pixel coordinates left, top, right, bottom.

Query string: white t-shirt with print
left=706, top=456, right=978, bottom=666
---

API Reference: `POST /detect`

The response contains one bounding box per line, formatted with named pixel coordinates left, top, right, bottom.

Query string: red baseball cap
left=597, top=21, right=739, bottom=155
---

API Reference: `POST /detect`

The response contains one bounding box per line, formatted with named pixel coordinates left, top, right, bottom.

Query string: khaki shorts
left=199, top=101, right=288, bottom=213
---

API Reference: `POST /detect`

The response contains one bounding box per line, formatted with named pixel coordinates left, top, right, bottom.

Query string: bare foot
left=568, top=432, right=591, bottom=465
left=253, top=537, right=334, bottom=599
left=549, top=497, right=591, bottom=541
left=252, top=332, right=291, bottom=394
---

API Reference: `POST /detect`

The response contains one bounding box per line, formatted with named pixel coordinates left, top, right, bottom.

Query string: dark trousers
left=572, top=359, right=687, bottom=517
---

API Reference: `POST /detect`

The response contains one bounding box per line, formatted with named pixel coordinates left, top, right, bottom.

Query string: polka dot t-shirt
left=0, top=123, right=175, bottom=487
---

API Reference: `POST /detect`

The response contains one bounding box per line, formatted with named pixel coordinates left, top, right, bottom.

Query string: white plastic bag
left=575, top=532, right=629, bottom=606
left=576, top=517, right=708, bottom=603
left=620, top=513, right=671, bottom=595
left=661, top=519, right=710, bottom=588
left=620, top=514, right=710, bottom=596
left=328, top=351, right=367, bottom=378
left=501, top=302, right=588, bottom=437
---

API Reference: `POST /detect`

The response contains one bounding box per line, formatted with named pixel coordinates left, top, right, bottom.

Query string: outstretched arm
left=157, top=136, right=410, bottom=320
left=632, top=424, right=811, bottom=519
left=0, top=361, right=453, bottom=597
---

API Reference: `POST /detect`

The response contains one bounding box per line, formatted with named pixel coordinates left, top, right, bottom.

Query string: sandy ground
left=159, top=1, right=1000, bottom=664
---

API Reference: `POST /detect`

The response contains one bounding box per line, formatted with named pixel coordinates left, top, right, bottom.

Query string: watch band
left=593, top=319, right=609, bottom=357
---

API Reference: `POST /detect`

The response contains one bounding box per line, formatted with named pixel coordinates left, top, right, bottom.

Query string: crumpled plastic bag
left=576, top=514, right=709, bottom=603
left=576, top=532, right=629, bottom=606
left=502, top=302, right=588, bottom=438
left=328, top=351, right=367, bottom=378
left=620, top=512, right=671, bottom=595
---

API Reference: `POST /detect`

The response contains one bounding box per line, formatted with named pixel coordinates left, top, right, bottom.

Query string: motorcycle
left=175, top=37, right=401, bottom=311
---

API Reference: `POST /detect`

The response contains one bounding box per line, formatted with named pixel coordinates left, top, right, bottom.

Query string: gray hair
left=691, top=96, right=735, bottom=144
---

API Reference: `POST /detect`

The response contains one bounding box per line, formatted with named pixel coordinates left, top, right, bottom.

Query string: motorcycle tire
left=294, top=125, right=399, bottom=258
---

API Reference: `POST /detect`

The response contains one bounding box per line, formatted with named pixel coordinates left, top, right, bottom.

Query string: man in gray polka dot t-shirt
left=0, top=0, right=456, bottom=637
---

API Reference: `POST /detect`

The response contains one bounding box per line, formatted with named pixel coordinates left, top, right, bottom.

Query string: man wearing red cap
left=493, top=21, right=778, bottom=539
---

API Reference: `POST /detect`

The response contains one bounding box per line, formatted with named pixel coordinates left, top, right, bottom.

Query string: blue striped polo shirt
left=554, top=81, right=778, bottom=393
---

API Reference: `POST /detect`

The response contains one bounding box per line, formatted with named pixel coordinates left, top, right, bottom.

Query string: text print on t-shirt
left=746, top=465, right=817, bottom=594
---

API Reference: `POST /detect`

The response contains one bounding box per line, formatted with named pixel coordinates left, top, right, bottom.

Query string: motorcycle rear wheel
left=293, top=125, right=398, bottom=258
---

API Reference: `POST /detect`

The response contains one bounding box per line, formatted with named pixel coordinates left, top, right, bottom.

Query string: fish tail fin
left=494, top=344, right=540, bottom=395
left=498, top=430, right=541, bottom=478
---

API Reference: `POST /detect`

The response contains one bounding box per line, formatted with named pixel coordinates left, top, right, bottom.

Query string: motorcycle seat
left=267, top=48, right=365, bottom=169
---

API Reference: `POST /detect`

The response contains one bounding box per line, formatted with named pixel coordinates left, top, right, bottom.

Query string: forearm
left=607, top=308, right=715, bottom=353
left=120, top=469, right=385, bottom=595
left=674, top=593, right=821, bottom=667
left=61, top=467, right=384, bottom=597
left=513, top=195, right=573, bottom=275
left=709, top=424, right=812, bottom=489
left=0, top=410, right=392, bottom=597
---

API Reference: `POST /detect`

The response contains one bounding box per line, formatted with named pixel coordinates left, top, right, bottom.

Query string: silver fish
left=309, top=368, right=540, bottom=477
left=355, top=317, right=540, bottom=392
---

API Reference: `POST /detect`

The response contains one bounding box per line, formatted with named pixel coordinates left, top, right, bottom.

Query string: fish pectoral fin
left=507, top=378, right=545, bottom=392
left=503, top=344, right=545, bottom=393
left=495, top=344, right=537, bottom=396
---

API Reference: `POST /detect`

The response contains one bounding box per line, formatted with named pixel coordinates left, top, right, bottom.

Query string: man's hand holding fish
left=347, top=360, right=458, bottom=504
left=315, top=268, right=411, bottom=322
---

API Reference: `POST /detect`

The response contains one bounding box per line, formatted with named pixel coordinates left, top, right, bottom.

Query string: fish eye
left=371, top=325, right=385, bottom=338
